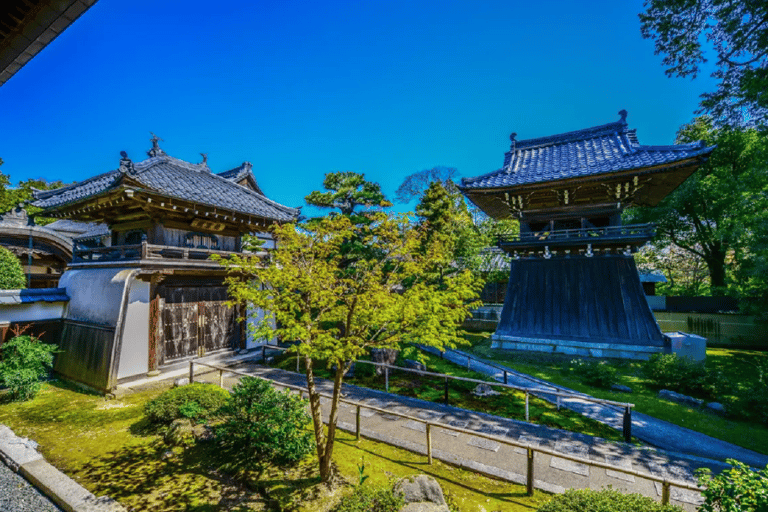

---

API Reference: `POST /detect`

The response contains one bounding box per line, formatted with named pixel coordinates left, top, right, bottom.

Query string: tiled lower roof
left=0, top=288, right=69, bottom=304
left=461, top=114, right=715, bottom=190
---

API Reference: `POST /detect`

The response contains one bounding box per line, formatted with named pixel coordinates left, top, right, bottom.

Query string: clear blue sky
left=0, top=0, right=715, bottom=213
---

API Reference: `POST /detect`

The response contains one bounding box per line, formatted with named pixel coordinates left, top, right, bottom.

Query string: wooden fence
left=189, top=359, right=703, bottom=505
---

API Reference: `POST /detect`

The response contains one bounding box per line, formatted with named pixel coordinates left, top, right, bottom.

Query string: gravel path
left=0, top=461, right=61, bottom=512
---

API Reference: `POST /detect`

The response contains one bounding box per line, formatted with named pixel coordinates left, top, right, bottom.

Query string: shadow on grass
left=336, top=437, right=539, bottom=510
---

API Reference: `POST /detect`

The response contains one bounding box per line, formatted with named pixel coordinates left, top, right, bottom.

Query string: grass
left=463, top=331, right=768, bottom=456
left=0, top=379, right=550, bottom=511
left=270, top=350, right=624, bottom=442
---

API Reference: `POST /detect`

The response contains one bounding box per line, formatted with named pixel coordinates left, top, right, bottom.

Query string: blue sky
left=0, top=0, right=716, bottom=213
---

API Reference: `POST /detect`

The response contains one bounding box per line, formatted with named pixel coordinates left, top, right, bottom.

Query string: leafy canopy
left=639, top=0, right=768, bottom=128
left=625, top=117, right=768, bottom=293
left=221, top=211, right=480, bottom=483
left=305, top=171, right=391, bottom=217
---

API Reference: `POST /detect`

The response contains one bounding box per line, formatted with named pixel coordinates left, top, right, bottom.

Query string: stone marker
left=611, top=384, right=632, bottom=393
left=472, top=383, right=500, bottom=397
left=658, top=389, right=704, bottom=407
left=395, top=475, right=447, bottom=507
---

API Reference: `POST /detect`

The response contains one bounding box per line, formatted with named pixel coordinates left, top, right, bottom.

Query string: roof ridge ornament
left=119, top=151, right=134, bottom=174
left=147, top=132, right=166, bottom=158
left=618, top=109, right=628, bottom=123
left=200, top=153, right=208, bottom=165
left=509, top=132, right=517, bottom=150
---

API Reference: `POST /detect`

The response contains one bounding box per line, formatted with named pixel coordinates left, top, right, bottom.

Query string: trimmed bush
left=697, top=459, right=768, bottom=512
left=144, top=383, right=229, bottom=424
left=216, top=376, right=313, bottom=472
left=642, top=353, right=721, bottom=398
left=0, top=334, right=58, bottom=401
left=571, top=359, right=618, bottom=389
left=536, top=488, right=683, bottom=512
left=332, top=484, right=404, bottom=512
left=0, top=246, right=25, bottom=290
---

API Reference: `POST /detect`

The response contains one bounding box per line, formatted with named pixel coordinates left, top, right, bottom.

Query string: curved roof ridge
left=515, top=119, right=627, bottom=150
left=33, top=169, right=120, bottom=200
left=133, top=154, right=210, bottom=173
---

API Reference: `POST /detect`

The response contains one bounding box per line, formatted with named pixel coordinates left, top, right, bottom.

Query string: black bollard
left=623, top=406, right=632, bottom=442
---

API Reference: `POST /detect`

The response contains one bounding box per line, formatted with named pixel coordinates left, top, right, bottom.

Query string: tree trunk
left=304, top=356, right=329, bottom=481
left=704, top=244, right=728, bottom=295
left=317, top=365, right=346, bottom=483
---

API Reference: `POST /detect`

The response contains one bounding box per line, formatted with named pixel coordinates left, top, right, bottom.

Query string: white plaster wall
left=246, top=304, right=276, bottom=348
left=59, top=268, right=135, bottom=326
left=0, top=302, right=66, bottom=323
left=117, top=279, right=150, bottom=379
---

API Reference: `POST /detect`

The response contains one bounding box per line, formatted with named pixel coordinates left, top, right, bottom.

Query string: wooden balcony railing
left=497, top=223, right=655, bottom=250
left=71, top=242, right=254, bottom=264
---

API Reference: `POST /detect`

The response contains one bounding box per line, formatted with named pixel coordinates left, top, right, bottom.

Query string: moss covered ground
left=0, top=379, right=550, bottom=511
left=464, top=331, right=768, bottom=455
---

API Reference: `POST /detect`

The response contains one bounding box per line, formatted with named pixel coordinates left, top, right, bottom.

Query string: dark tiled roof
left=46, top=219, right=104, bottom=237
left=73, top=222, right=110, bottom=241
left=33, top=154, right=298, bottom=222
left=217, top=162, right=265, bottom=195
left=461, top=115, right=715, bottom=190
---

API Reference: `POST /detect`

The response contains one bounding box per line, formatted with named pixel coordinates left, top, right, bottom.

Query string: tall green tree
left=639, top=0, right=768, bottom=127
left=625, top=117, right=768, bottom=294
left=220, top=213, right=480, bottom=483
left=304, top=171, right=391, bottom=217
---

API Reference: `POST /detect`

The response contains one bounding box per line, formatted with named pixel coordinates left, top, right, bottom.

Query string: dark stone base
left=491, top=334, right=667, bottom=360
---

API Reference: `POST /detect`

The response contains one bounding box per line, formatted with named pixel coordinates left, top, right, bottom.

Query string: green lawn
left=0, top=380, right=549, bottom=512
left=463, top=331, right=768, bottom=456
left=271, top=351, right=625, bottom=442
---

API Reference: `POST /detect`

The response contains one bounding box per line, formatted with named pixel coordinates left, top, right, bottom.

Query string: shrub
left=697, top=459, right=768, bottom=512
left=536, top=488, right=683, bottom=512
left=642, top=353, right=719, bottom=398
left=0, top=246, right=25, bottom=290
left=354, top=359, right=376, bottom=378
left=332, top=484, right=404, bottom=512
left=144, top=383, right=229, bottom=424
left=0, top=334, right=58, bottom=401
left=571, top=359, right=618, bottom=388
left=216, top=376, right=313, bottom=473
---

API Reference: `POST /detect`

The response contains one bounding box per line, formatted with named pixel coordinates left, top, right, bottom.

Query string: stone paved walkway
left=425, top=346, right=768, bottom=468
left=179, top=359, right=731, bottom=511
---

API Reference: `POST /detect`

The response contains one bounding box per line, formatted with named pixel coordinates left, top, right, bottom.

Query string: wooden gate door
left=159, top=284, right=235, bottom=365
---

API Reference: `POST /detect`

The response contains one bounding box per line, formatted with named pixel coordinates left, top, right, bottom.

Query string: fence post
left=526, top=448, right=535, bottom=496
left=385, top=365, right=389, bottom=392
left=557, top=395, right=561, bottom=411
left=426, top=424, right=432, bottom=465
left=661, top=481, right=670, bottom=505
left=262, top=344, right=266, bottom=363
left=189, top=361, right=194, bottom=383
left=504, top=371, right=508, bottom=385
left=356, top=405, right=361, bottom=440
left=296, top=354, right=300, bottom=373
left=525, top=391, right=530, bottom=422
left=623, top=406, right=632, bottom=443
left=219, top=369, right=224, bottom=388
left=444, top=377, right=449, bottom=405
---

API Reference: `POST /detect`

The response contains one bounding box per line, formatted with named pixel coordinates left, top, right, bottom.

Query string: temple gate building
left=32, top=136, right=298, bottom=391
left=460, top=111, right=714, bottom=359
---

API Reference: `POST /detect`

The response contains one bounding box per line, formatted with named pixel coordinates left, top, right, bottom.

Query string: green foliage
left=0, top=246, right=25, bottom=290
left=639, top=0, right=768, bottom=128
left=215, top=376, right=313, bottom=472
left=697, top=459, right=768, bottom=512
left=305, top=171, right=391, bottom=217
left=570, top=359, right=618, bottom=389
left=0, top=335, right=57, bottom=401
left=356, top=456, right=369, bottom=486
left=642, top=353, right=722, bottom=399
left=332, top=484, right=404, bottom=512
left=0, top=161, right=66, bottom=223
left=395, top=166, right=458, bottom=204
left=625, top=118, right=768, bottom=295
left=144, top=383, right=229, bottom=425
left=220, top=210, right=481, bottom=482
left=536, top=487, right=683, bottom=512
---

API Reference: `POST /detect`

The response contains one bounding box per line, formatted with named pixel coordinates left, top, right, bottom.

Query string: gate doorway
left=156, top=283, right=237, bottom=365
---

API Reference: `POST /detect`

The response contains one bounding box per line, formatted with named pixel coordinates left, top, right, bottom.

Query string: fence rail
left=189, top=359, right=703, bottom=505
left=258, top=343, right=635, bottom=440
